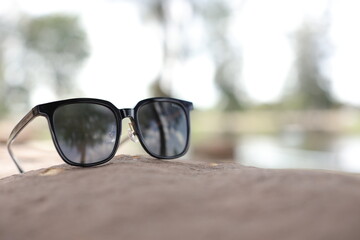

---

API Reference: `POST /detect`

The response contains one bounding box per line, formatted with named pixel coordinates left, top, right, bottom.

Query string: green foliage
left=22, top=14, right=89, bottom=96
left=0, top=14, right=89, bottom=117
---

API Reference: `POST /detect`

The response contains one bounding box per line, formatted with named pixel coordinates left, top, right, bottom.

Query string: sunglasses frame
left=7, top=97, right=193, bottom=173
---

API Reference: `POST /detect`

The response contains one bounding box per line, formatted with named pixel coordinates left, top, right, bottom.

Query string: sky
left=1, top=0, right=360, bottom=109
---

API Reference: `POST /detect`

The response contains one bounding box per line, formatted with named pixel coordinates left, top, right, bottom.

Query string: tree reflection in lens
left=53, top=103, right=117, bottom=164
left=138, top=102, right=187, bottom=157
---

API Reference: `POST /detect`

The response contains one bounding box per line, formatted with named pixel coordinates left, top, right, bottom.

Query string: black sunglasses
left=7, top=97, right=193, bottom=173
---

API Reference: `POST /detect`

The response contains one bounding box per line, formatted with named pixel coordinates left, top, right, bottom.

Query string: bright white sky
left=1, top=0, right=360, bottom=109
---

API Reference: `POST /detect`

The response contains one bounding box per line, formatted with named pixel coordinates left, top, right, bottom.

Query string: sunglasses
left=7, top=97, right=194, bottom=173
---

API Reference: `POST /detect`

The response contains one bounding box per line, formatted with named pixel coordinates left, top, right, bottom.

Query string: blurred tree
left=136, top=0, right=173, bottom=97
left=0, top=16, right=34, bottom=115
left=0, top=14, right=89, bottom=117
left=135, top=0, right=246, bottom=109
left=150, top=77, right=172, bottom=97
left=284, top=19, right=334, bottom=110
left=199, top=0, right=245, bottom=111
left=22, top=14, right=89, bottom=97
left=201, top=0, right=246, bottom=111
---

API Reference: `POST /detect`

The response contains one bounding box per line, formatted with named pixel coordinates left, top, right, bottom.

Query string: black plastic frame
left=7, top=97, right=193, bottom=173
left=133, top=98, right=193, bottom=160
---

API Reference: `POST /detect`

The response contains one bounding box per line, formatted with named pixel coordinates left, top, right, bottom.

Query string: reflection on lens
left=137, top=101, right=188, bottom=157
left=53, top=103, right=117, bottom=164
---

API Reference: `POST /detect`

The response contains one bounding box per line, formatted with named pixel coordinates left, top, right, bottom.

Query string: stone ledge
left=1, top=155, right=360, bottom=240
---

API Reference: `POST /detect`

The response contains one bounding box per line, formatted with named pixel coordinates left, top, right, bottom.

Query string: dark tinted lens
left=53, top=103, right=118, bottom=164
left=137, top=101, right=188, bottom=157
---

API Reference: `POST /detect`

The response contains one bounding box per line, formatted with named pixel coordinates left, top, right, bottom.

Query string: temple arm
left=7, top=107, right=40, bottom=173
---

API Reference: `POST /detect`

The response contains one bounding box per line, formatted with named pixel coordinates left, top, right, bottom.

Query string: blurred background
left=1, top=0, right=360, bottom=177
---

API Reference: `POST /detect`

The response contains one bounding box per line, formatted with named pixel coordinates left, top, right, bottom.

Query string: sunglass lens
left=137, top=101, right=189, bottom=158
left=53, top=103, right=118, bottom=164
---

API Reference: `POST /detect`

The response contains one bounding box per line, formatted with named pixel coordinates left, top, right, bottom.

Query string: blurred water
left=236, top=133, right=360, bottom=173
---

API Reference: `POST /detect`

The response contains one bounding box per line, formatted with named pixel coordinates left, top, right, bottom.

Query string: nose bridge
left=119, top=108, right=134, bottom=119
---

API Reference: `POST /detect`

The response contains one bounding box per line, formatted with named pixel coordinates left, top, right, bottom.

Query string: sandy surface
left=1, top=154, right=360, bottom=240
